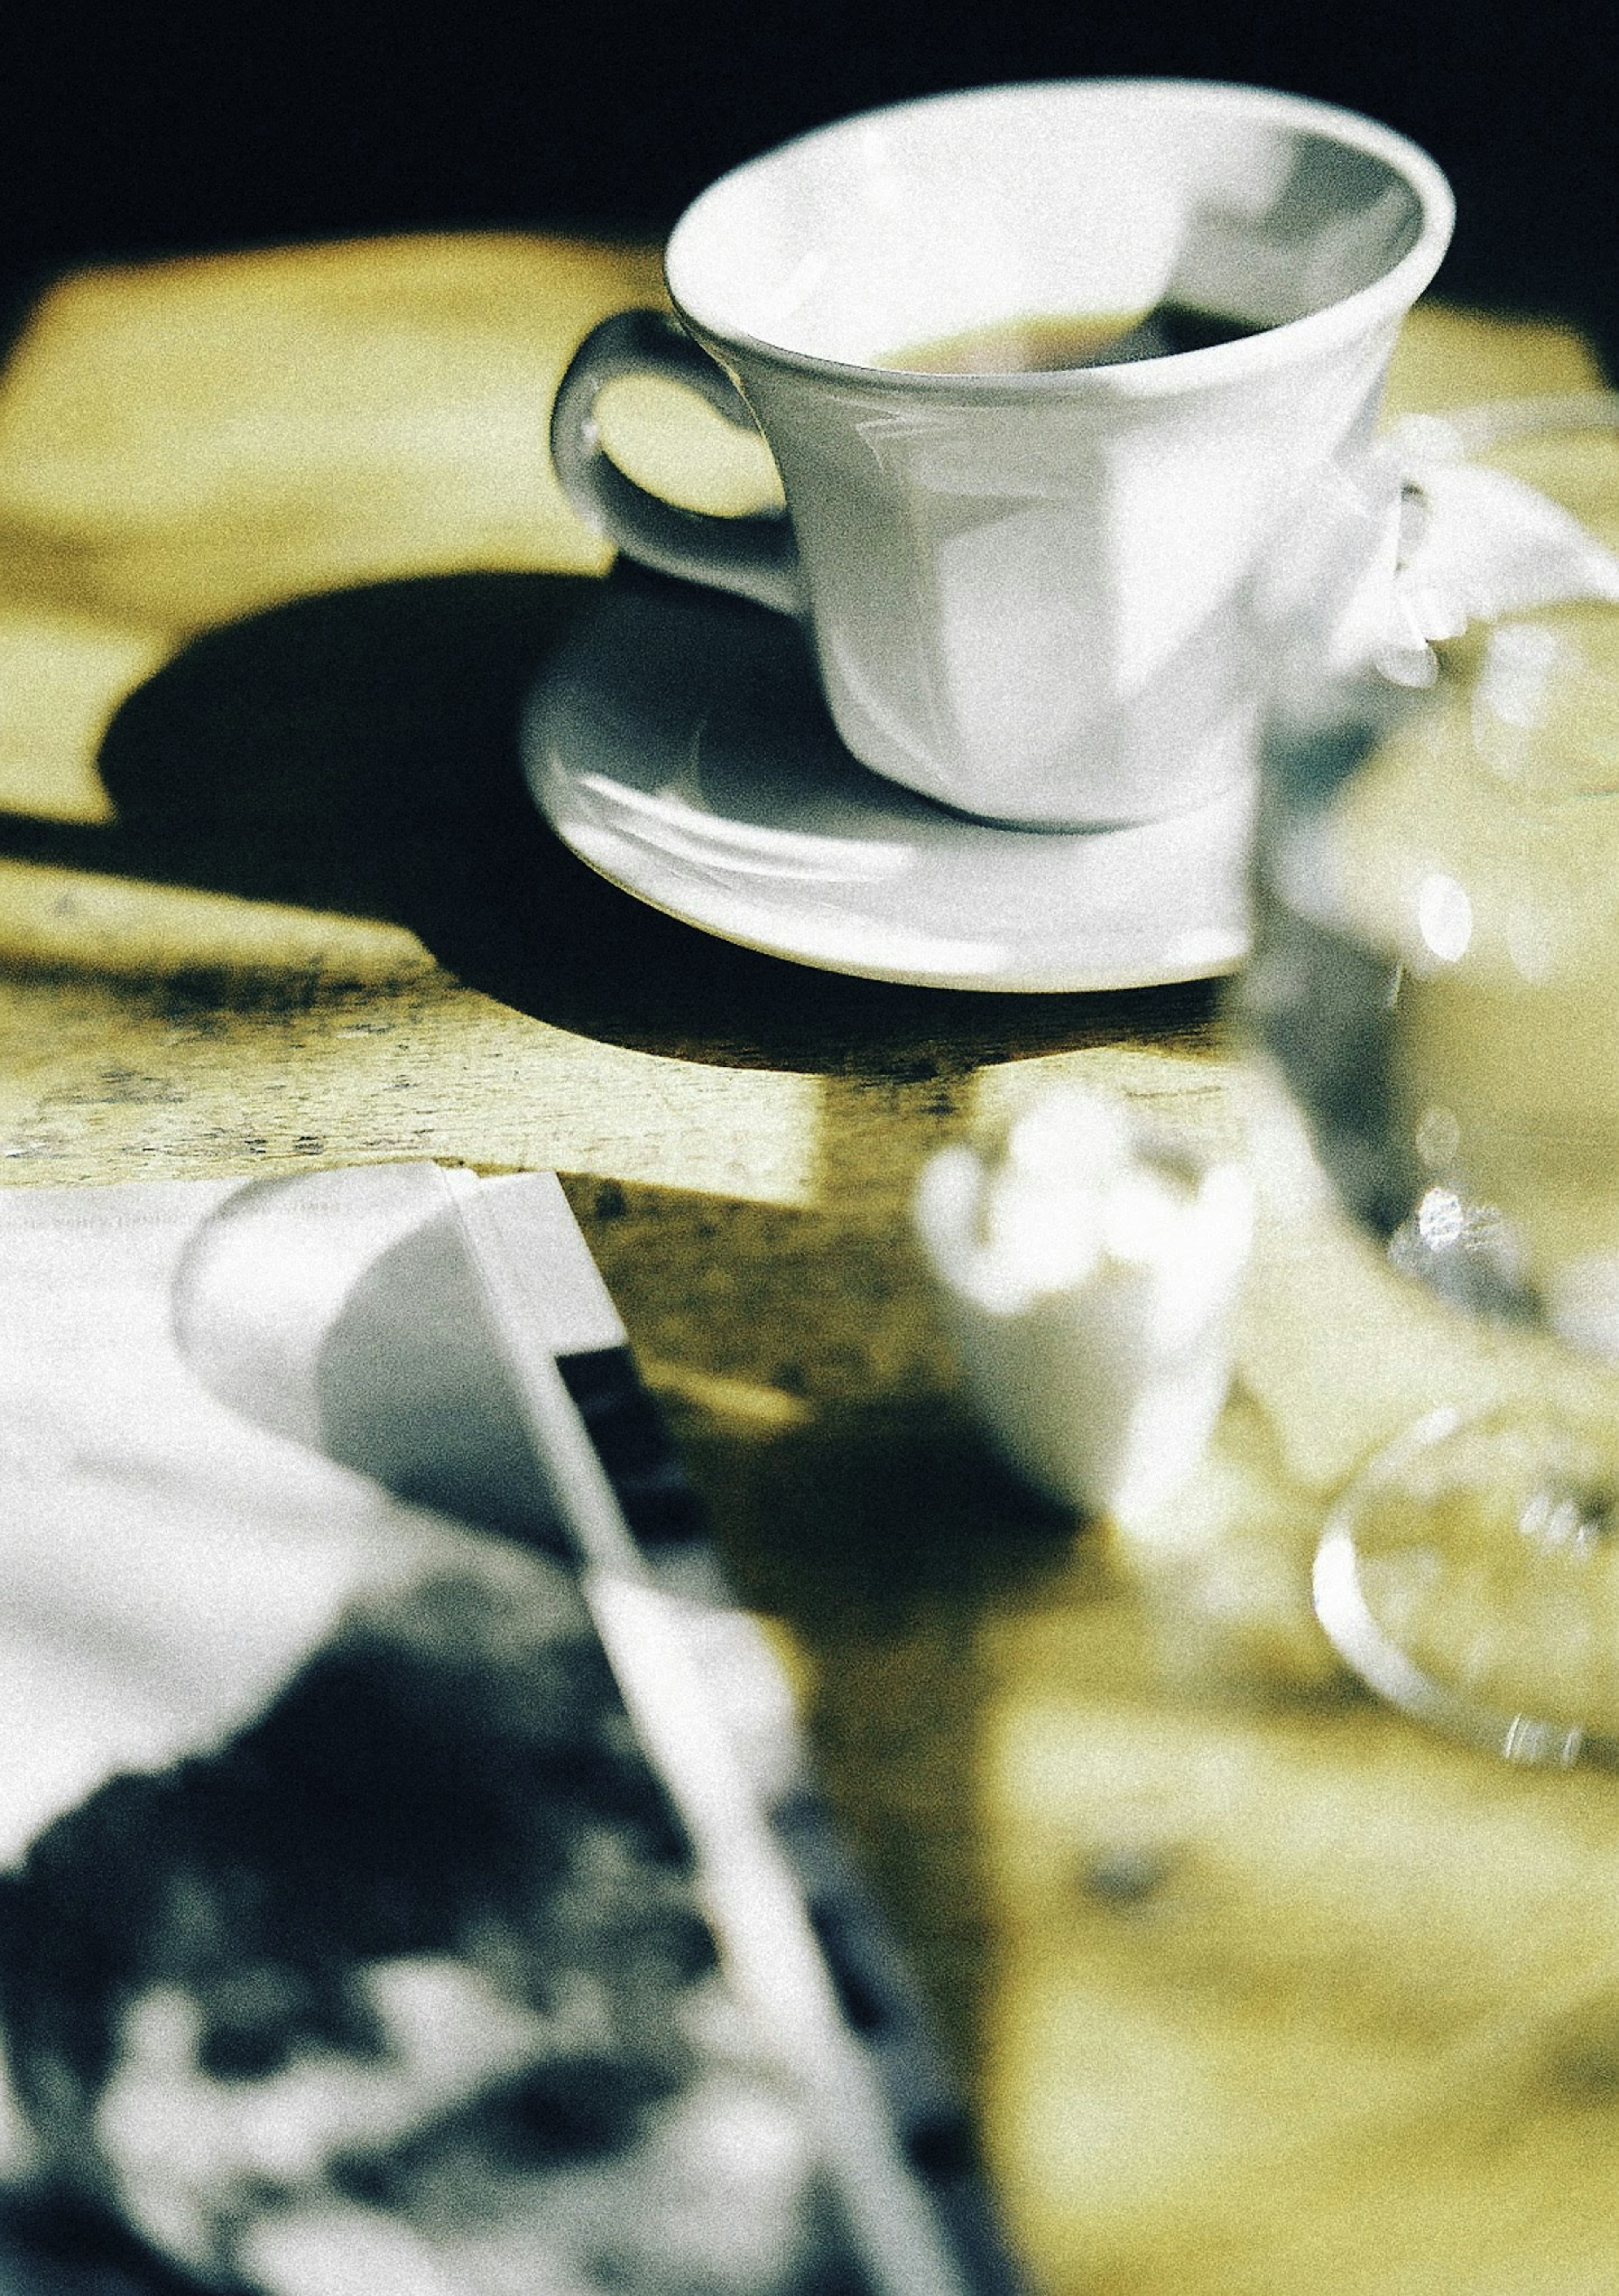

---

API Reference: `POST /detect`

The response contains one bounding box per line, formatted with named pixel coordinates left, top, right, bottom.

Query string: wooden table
left=5, top=234, right=1619, bottom=2294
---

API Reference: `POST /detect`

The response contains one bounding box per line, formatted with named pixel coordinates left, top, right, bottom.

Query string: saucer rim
left=524, top=586, right=1254, bottom=995
left=532, top=747, right=1252, bottom=993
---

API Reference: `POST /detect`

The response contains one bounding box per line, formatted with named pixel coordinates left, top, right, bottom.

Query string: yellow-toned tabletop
left=3, top=235, right=1619, bottom=2294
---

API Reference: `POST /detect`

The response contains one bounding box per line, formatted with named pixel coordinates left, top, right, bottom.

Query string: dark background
left=0, top=0, right=1616, bottom=363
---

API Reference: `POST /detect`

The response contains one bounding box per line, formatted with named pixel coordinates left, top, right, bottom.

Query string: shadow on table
left=0, top=566, right=1130, bottom=2226
left=0, top=562, right=1218, bottom=1076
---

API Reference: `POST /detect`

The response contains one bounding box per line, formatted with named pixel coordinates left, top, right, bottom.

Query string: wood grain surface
left=3, top=235, right=1619, bottom=2293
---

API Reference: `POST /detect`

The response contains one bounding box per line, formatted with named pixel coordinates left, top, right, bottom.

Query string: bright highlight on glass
left=1242, top=536, right=1619, bottom=1760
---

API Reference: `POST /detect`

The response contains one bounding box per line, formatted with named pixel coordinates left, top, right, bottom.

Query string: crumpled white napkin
left=1383, top=391, right=1619, bottom=677
left=914, top=1088, right=1254, bottom=1525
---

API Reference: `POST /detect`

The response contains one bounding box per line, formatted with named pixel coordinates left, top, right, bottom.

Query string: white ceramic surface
left=914, top=1087, right=1254, bottom=1519
left=524, top=575, right=1253, bottom=993
left=551, top=80, right=1453, bottom=828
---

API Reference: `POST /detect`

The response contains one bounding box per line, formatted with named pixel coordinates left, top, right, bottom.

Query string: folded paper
left=0, top=1164, right=1000, bottom=2296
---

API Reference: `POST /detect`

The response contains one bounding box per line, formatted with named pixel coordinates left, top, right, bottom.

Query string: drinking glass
left=1238, top=418, right=1619, bottom=1764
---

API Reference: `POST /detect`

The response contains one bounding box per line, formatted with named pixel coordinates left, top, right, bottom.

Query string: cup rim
left=664, top=78, right=1456, bottom=401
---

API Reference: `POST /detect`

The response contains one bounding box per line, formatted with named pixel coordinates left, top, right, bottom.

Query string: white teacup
left=551, top=81, right=1453, bottom=829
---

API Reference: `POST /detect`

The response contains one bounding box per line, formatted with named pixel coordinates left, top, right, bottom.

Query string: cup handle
left=549, top=309, right=804, bottom=616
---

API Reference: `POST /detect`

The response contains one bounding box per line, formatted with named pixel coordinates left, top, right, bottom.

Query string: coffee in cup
left=877, top=300, right=1272, bottom=376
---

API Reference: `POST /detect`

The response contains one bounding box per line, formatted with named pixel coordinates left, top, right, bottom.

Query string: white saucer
left=524, top=575, right=1252, bottom=993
